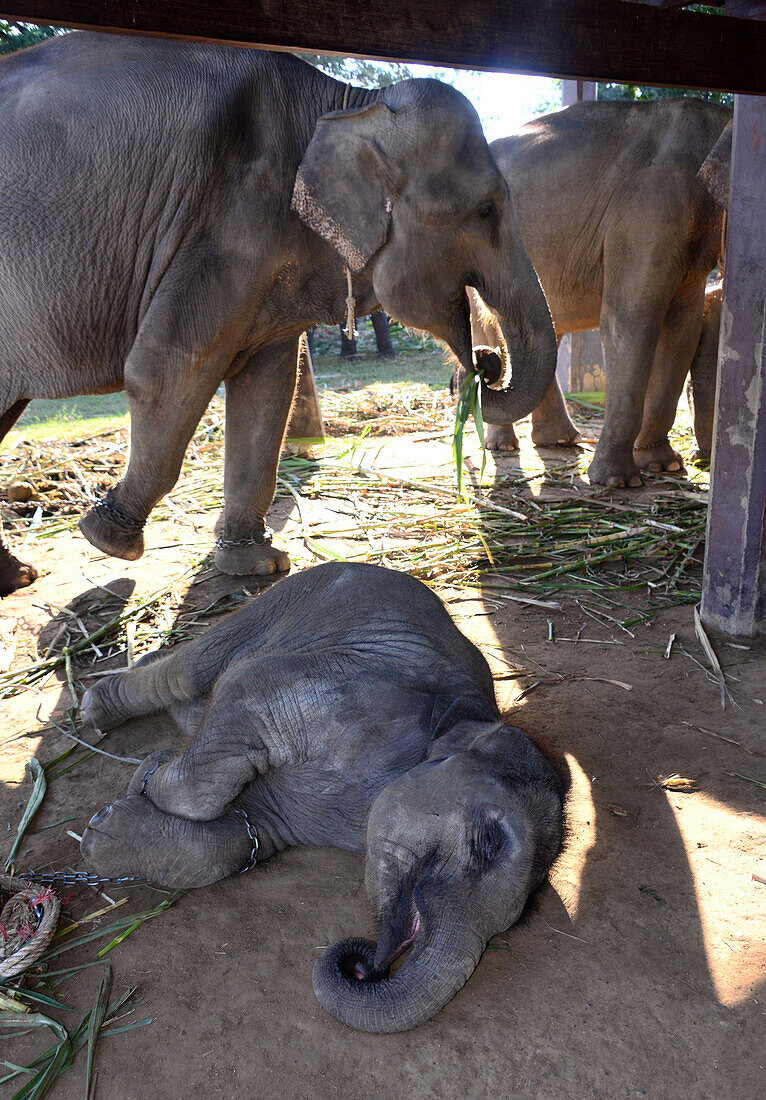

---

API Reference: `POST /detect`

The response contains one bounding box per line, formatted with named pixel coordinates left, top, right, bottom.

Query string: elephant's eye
left=471, top=818, right=504, bottom=872
left=477, top=203, right=495, bottom=221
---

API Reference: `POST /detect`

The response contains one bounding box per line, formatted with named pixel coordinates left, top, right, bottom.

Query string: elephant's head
left=292, top=79, right=558, bottom=423
left=313, top=720, right=564, bottom=1032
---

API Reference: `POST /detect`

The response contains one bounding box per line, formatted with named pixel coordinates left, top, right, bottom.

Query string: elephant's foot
left=214, top=531, right=290, bottom=576
left=531, top=422, right=582, bottom=448
left=632, top=438, right=685, bottom=475
left=0, top=543, right=38, bottom=596
left=486, top=423, right=520, bottom=452
left=692, top=447, right=711, bottom=465
left=81, top=794, right=253, bottom=888
left=80, top=677, right=132, bottom=731
left=79, top=493, right=145, bottom=561
left=587, top=450, right=644, bottom=489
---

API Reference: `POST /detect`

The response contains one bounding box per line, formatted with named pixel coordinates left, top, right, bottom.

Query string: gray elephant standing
left=468, top=98, right=730, bottom=486
left=79, top=562, right=564, bottom=1033
left=0, top=32, right=557, bottom=596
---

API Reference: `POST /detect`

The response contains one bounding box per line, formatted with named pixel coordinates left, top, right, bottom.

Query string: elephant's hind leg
left=531, top=378, right=581, bottom=447
left=0, top=399, right=38, bottom=595
left=81, top=794, right=257, bottom=888
left=633, top=283, right=706, bottom=474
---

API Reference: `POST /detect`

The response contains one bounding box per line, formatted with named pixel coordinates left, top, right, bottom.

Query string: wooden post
left=700, top=94, right=766, bottom=636
left=288, top=333, right=325, bottom=440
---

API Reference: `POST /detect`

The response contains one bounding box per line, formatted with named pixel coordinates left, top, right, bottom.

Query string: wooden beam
left=701, top=93, right=766, bottom=637
left=3, top=0, right=766, bottom=93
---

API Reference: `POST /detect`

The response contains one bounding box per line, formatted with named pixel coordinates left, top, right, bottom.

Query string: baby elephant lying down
left=81, top=562, right=564, bottom=1033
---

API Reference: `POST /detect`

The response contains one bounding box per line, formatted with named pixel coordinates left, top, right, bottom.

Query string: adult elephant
left=79, top=562, right=565, bottom=1033
left=470, top=98, right=730, bottom=487
left=0, top=33, right=556, bottom=596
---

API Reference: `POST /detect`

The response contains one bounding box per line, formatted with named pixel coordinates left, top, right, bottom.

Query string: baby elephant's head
left=313, top=721, right=564, bottom=1032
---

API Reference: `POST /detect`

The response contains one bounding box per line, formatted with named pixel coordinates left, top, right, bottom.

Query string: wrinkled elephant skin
left=80, top=562, right=564, bottom=1033
left=0, top=33, right=556, bottom=595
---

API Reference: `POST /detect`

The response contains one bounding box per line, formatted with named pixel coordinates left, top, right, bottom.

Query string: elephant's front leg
left=79, top=331, right=224, bottom=560
left=81, top=794, right=260, bottom=888
left=214, top=339, right=298, bottom=576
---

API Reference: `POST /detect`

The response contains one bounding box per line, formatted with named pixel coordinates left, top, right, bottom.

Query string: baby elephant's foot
left=79, top=493, right=145, bottom=561
left=81, top=675, right=132, bottom=731
left=214, top=533, right=290, bottom=576
left=81, top=795, right=253, bottom=888
left=486, top=424, right=520, bottom=452
left=632, top=438, right=685, bottom=475
left=588, top=450, right=644, bottom=489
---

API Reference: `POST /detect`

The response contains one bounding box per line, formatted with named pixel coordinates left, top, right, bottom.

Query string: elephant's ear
left=697, top=118, right=732, bottom=208
left=292, top=102, right=397, bottom=274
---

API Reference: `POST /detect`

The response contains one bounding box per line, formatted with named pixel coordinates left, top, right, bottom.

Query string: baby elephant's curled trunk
left=313, top=923, right=485, bottom=1033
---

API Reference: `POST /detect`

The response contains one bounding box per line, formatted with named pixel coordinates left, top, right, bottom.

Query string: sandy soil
left=1, top=428, right=765, bottom=1099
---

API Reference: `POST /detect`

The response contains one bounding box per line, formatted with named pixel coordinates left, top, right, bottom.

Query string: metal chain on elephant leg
left=93, top=488, right=145, bottom=533
left=214, top=525, right=274, bottom=551
left=16, top=868, right=140, bottom=886
left=633, top=439, right=670, bottom=451
left=235, top=807, right=259, bottom=873
left=16, top=804, right=259, bottom=886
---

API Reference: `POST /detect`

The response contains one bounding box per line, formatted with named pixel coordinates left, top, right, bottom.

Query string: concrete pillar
left=701, top=94, right=766, bottom=636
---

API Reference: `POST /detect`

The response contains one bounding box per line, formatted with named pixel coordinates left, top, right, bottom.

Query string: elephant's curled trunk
left=467, top=259, right=558, bottom=425
left=313, top=922, right=485, bottom=1033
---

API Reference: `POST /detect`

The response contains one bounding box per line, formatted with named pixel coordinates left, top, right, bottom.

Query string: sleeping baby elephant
left=80, top=562, right=564, bottom=1033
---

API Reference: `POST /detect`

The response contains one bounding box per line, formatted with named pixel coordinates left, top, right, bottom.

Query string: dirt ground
left=1, top=420, right=765, bottom=1099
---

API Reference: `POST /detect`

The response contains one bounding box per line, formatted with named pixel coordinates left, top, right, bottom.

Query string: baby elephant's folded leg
left=80, top=794, right=257, bottom=888
left=128, top=743, right=258, bottom=822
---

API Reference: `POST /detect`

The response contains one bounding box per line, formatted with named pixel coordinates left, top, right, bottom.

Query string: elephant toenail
left=89, top=804, right=112, bottom=826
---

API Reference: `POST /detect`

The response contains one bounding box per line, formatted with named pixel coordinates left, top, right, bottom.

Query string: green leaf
left=4, top=758, right=46, bottom=872
left=85, top=966, right=112, bottom=1099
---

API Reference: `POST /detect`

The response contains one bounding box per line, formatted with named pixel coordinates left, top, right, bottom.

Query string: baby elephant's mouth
left=375, top=893, right=423, bottom=972
left=382, top=910, right=421, bottom=967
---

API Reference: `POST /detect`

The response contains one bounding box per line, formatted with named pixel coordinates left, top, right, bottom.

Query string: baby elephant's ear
left=292, top=102, right=396, bottom=274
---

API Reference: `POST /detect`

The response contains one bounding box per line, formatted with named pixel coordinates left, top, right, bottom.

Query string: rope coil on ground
left=0, top=873, right=61, bottom=980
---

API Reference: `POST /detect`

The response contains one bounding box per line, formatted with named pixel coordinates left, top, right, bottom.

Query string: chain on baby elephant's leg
left=81, top=794, right=259, bottom=888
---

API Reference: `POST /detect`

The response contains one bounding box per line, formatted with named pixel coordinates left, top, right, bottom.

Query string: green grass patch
left=311, top=322, right=449, bottom=390
left=565, top=391, right=605, bottom=407
left=5, top=394, right=129, bottom=447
